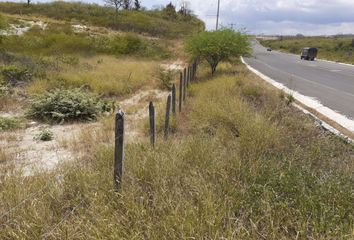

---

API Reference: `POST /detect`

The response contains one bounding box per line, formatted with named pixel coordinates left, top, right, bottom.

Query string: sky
left=4, top=0, right=354, bottom=35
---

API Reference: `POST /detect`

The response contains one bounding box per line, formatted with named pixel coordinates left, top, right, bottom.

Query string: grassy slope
left=0, top=1, right=205, bottom=38
left=1, top=63, right=353, bottom=239
left=260, top=37, right=354, bottom=64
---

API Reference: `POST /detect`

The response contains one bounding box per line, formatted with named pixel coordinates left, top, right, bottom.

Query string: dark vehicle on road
left=267, top=48, right=272, bottom=51
left=301, top=47, right=317, bottom=61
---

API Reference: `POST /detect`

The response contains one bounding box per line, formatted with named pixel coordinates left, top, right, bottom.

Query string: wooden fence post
left=179, top=72, right=183, bottom=112
left=149, top=102, right=156, bottom=147
left=183, top=68, right=186, bottom=101
left=164, top=94, right=171, bottom=139
left=114, top=110, right=125, bottom=190
left=187, top=66, right=190, bottom=87
left=172, top=84, right=176, bottom=115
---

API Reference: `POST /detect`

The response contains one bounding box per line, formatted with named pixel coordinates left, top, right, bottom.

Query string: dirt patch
left=119, top=89, right=169, bottom=142
left=0, top=20, right=47, bottom=36
left=0, top=89, right=168, bottom=174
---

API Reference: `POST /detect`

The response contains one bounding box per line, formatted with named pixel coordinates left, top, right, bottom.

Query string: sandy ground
left=0, top=88, right=169, bottom=174
left=0, top=20, right=47, bottom=36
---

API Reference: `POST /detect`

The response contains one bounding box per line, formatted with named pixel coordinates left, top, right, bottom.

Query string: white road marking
left=241, top=57, right=354, bottom=134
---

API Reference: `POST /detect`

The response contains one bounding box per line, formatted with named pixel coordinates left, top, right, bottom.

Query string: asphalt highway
left=244, top=41, right=354, bottom=119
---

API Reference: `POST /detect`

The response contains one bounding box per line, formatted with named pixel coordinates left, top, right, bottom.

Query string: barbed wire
left=41, top=198, right=87, bottom=239
left=0, top=181, right=52, bottom=221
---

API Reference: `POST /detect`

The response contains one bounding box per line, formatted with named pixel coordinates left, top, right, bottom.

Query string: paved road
left=244, top=41, right=354, bottom=118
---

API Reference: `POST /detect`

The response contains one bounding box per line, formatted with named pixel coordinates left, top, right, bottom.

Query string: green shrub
left=157, top=67, right=174, bottom=90
left=0, top=117, right=19, bottom=131
left=1, top=65, right=32, bottom=85
left=27, top=88, right=111, bottom=123
left=34, top=128, right=54, bottom=141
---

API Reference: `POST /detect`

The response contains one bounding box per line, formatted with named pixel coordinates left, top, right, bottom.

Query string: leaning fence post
left=164, top=94, right=171, bottom=139
left=179, top=72, right=183, bottom=112
left=183, top=68, right=187, bottom=101
left=149, top=102, right=156, bottom=147
left=172, top=84, right=176, bottom=115
left=114, top=110, right=125, bottom=190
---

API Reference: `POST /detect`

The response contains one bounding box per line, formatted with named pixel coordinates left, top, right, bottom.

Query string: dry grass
left=0, top=63, right=354, bottom=239
left=27, top=56, right=160, bottom=97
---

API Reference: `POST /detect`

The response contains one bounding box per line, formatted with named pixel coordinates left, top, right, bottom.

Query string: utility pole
left=216, top=0, right=220, bottom=30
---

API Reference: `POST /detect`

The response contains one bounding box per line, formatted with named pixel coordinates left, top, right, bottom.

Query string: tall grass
left=0, top=13, right=8, bottom=29
left=261, top=36, right=354, bottom=64
left=27, top=56, right=160, bottom=96
left=0, top=63, right=354, bottom=238
left=0, top=1, right=205, bottom=38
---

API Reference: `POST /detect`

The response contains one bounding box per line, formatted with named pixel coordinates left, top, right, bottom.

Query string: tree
left=163, top=2, right=177, bottom=19
left=351, top=38, right=354, bottom=48
left=123, top=0, right=132, bottom=10
left=134, top=0, right=141, bottom=10
left=27, top=0, right=31, bottom=6
left=104, top=0, right=123, bottom=14
left=178, top=1, right=190, bottom=16
left=186, top=29, right=250, bottom=75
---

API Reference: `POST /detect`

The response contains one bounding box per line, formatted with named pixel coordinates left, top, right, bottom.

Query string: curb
left=241, top=56, right=354, bottom=142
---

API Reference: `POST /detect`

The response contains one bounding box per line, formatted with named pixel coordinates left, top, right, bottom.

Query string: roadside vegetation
left=1, top=2, right=354, bottom=238
left=260, top=36, right=354, bottom=64
left=0, top=1, right=204, bottom=38
left=1, top=62, right=354, bottom=239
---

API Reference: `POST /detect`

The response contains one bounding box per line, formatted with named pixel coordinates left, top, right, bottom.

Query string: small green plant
left=1, top=65, right=32, bottom=85
left=34, top=128, right=54, bottom=141
left=27, top=88, right=111, bottom=123
left=286, top=93, right=295, bottom=105
left=0, top=117, right=19, bottom=131
left=0, top=79, right=10, bottom=96
left=157, top=67, right=174, bottom=90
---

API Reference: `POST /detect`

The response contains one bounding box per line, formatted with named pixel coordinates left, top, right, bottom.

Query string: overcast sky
left=5, top=0, right=354, bottom=35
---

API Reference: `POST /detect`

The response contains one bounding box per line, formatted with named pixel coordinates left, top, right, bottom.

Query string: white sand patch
left=0, top=20, right=47, bottom=36
left=119, top=89, right=169, bottom=142
left=0, top=89, right=168, bottom=174
left=0, top=121, right=100, bottom=175
left=160, top=61, right=185, bottom=71
left=72, top=24, right=88, bottom=33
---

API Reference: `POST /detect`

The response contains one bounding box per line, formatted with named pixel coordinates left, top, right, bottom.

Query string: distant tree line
left=103, top=0, right=142, bottom=12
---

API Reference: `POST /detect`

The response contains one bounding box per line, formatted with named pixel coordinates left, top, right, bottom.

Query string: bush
left=34, top=128, right=54, bottom=141
left=0, top=117, right=19, bottom=131
left=1, top=65, right=32, bottom=85
left=27, top=88, right=111, bottom=123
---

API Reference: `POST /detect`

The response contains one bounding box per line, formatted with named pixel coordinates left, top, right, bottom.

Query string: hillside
left=0, top=1, right=205, bottom=38
left=1, top=3, right=354, bottom=239
left=260, top=36, right=354, bottom=64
